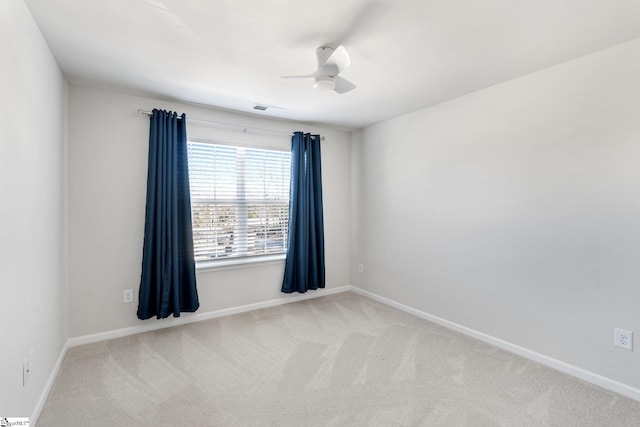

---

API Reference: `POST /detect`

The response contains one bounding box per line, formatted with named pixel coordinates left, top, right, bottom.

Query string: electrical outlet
left=23, top=351, right=32, bottom=387
left=614, top=328, right=633, bottom=351
left=23, top=359, right=29, bottom=386
left=358, top=264, right=364, bottom=274
left=123, top=289, right=133, bottom=303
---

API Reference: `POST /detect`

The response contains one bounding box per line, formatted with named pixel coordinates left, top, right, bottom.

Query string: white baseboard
left=33, top=286, right=350, bottom=424
left=31, top=339, right=70, bottom=425
left=68, top=285, right=351, bottom=348
left=350, top=286, right=640, bottom=402
left=34, top=282, right=638, bottom=425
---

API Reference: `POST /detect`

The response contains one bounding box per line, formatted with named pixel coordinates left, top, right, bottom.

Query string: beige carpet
left=37, top=292, right=640, bottom=426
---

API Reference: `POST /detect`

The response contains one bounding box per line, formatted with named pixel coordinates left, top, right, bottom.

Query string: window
left=187, top=141, right=291, bottom=263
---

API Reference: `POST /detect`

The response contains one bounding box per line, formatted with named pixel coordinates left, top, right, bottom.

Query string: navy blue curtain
left=138, top=109, right=199, bottom=319
left=282, top=132, right=325, bottom=293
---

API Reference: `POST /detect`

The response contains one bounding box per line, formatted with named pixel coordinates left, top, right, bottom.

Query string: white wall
left=0, top=0, right=68, bottom=418
left=352, top=38, right=640, bottom=391
left=67, top=85, right=351, bottom=338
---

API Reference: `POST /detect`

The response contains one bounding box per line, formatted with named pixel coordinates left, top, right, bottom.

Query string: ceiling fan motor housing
left=314, top=75, right=335, bottom=91
left=282, top=45, right=355, bottom=93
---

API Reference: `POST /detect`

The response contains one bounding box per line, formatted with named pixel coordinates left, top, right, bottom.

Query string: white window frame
left=187, top=139, right=291, bottom=270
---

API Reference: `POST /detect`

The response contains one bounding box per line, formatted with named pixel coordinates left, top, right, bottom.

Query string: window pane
left=247, top=204, right=289, bottom=255
left=187, top=141, right=291, bottom=261
left=191, top=202, right=239, bottom=259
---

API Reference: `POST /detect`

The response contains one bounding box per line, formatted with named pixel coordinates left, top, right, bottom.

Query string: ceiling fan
left=283, top=45, right=356, bottom=94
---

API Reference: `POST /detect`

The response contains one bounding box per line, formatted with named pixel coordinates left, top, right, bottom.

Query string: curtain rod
left=137, top=109, right=324, bottom=140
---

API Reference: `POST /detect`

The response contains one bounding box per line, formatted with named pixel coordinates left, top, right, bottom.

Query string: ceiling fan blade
left=334, top=76, right=356, bottom=94
left=281, top=71, right=320, bottom=79
left=325, top=45, right=351, bottom=74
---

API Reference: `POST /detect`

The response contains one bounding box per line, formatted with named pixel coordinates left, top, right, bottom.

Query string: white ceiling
left=25, top=0, right=640, bottom=130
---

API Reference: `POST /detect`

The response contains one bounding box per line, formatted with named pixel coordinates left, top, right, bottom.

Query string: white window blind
left=187, top=141, right=291, bottom=262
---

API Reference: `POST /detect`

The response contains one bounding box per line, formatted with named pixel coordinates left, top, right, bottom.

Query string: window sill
left=196, top=254, right=286, bottom=272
